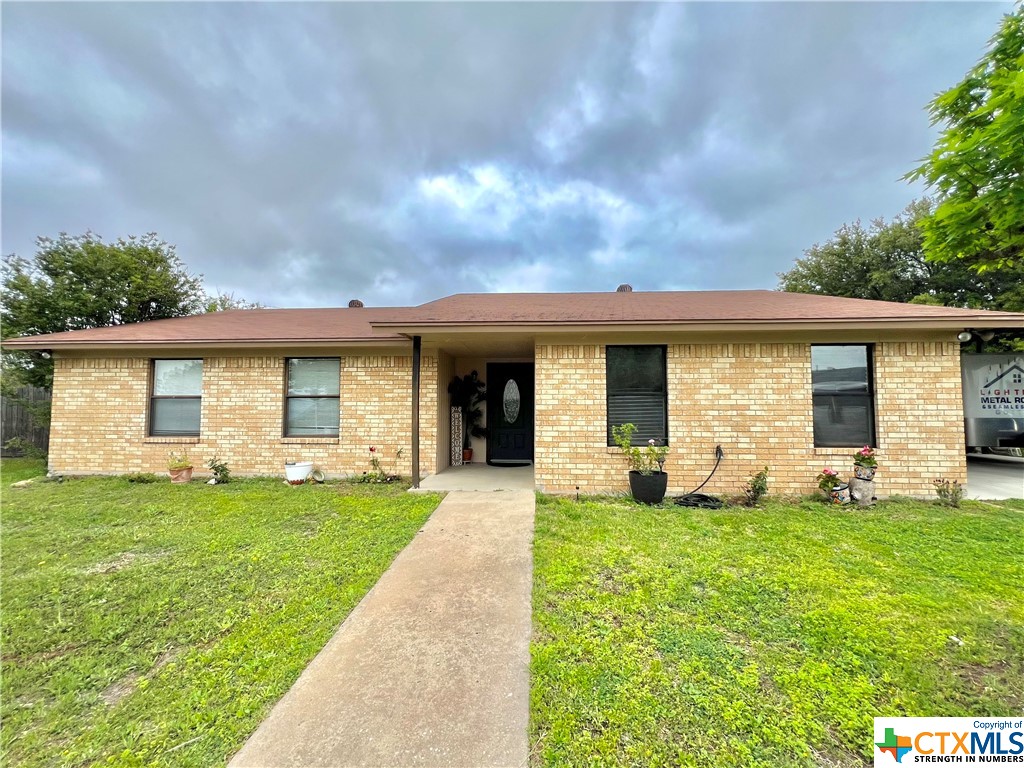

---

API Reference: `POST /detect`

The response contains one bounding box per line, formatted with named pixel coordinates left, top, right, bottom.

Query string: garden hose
left=674, top=445, right=725, bottom=509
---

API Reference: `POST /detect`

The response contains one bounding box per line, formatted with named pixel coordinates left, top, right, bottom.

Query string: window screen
left=285, top=358, right=340, bottom=436
left=811, top=345, right=876, bottom=447
left=150, top=359, right=203, bottom=436
left=606, top=345, right=668, bottom=446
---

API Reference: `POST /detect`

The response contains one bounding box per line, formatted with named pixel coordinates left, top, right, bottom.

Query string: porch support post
left=411, top=335, right=421, bottom=489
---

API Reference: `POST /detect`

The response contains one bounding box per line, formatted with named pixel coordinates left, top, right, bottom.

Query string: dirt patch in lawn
left=82, top=551, right=167, bottom=575
left=100, top=647, right=183, bottom=707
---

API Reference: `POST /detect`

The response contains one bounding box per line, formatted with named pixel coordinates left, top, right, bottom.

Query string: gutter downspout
left=411, top=335, right=421, bottom=489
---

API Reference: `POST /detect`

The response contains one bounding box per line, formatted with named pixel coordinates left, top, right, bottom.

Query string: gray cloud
left=1, top=2, right=1012, bottom=307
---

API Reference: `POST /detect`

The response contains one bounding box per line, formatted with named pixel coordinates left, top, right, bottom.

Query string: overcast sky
left=1, top=2, right=1013, bottom=308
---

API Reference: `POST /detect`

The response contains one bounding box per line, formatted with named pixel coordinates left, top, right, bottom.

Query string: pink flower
left=648, top=439, right=656, bottom=446
left=823, top=467, right=837, bottom=476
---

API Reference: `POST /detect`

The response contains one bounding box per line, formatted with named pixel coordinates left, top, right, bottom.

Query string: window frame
left=605, top=344, right=669, bottom=447
left=283, top=357, right=341, bottom=438
left=148, top=359, right=203, bottom=437
left=810, top=343, right=877, bottom=448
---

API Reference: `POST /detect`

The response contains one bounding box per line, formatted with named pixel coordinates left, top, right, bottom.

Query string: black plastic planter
left=628, top=470, right=668, bottom=505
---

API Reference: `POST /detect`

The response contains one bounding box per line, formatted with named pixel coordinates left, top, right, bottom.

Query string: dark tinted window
left=606, top=346, right=668, bottom=446
left=811, top=345, right=876, bottom=447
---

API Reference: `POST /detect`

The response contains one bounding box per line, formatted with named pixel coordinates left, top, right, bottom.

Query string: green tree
left=905, top=6, right=1024, bottom=270
left=778, top=199, right=1024, bottom=312
left=2, top=232, right=206, bottom=388
left=204, top=292, right=266, bottom=312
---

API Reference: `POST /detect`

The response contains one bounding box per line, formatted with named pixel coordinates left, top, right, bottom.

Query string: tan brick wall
left=48, top=337, right=967, bottom=497
left=535, top=339, right=966, bottom=498
left=49, top=351, right=438, bottom=479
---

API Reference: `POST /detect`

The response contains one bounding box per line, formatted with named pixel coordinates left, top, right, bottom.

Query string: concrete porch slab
left=415, top=463, right=535, bottom=492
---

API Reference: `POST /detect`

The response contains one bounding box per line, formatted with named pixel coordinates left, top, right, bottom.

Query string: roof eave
left=0, top=336, right=409, bottom=352
left=369, top=317, right=1024, bottom=335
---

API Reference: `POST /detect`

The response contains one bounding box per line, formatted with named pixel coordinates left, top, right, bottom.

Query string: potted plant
left=167, top=451, right=193, bottom=483
left=853, top=445, right=877, bottom=480
left=612, top=423, right=669, bottom=504
left=816, top=467, right=850, bottom=504
left=448, top=371, right=487, bottom=462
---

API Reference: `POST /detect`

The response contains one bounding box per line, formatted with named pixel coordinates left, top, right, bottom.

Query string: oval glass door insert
left=503, top=379, right=521, bottom=423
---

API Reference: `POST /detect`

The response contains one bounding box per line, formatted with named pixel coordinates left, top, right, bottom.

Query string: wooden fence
left=1, top=386, right=51, bottom=455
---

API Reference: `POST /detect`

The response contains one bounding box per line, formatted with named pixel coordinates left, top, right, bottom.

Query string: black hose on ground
left=674, top=445, right=725, bottom=509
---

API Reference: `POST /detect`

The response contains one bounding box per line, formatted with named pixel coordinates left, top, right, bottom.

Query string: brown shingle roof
left=372, top=290, right=1024, bottom=326
left=3, top=290, right=1021, bottom=350
left=2, top=307, right=409, bottom=349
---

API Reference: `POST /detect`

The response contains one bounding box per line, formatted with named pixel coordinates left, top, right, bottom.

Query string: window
left=606, top=345, right=668, bottom=446
left=285, top=358, right=340, bottom=436
left=150, top=359, right=203, bottom=436
left=811, top=345, right=876, bottom=447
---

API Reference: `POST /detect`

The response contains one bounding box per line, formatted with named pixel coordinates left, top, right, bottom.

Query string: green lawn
left=531, top=495, right=1024, bottom=767
left=2, top=458, right=49, bottom=485
left=1, top=464, right=441, bottom=767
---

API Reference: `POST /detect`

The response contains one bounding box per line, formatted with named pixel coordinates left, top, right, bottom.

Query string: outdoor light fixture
left=957, top=329, right=997, bottom=343
left=958, top=329, right=999, bottom=344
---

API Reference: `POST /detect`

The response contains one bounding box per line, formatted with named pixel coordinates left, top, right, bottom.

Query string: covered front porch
left=407, top=330, right=537, bottom=488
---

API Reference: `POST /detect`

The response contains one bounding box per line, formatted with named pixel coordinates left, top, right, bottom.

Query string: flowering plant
left=816, top=467, right=840, bottom=493
left=361, top=445, right=404, bottom=483
left=612, top=423, right=669, bottom=475
left=853, top=445, right=877, bottom=468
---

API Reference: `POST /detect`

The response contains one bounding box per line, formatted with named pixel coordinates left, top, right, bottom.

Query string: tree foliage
left=2, top=232, right=206, bottom=388
left=905, top=6, right=1024, bottom=270
left=204, top=292, right=265, bottom=312
left=777, top=199, right=1024, bottom=313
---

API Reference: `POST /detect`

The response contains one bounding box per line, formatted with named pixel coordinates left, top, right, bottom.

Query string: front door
left=486, top=363, right=534, bottom=465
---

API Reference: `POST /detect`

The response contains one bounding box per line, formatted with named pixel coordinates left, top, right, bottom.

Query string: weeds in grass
left=531, top=494, right=1023, bottom=766
left=1, top=467, right=441, bottom=767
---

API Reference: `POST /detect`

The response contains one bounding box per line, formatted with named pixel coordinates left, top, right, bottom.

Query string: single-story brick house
left=5, top=289, right=1022, bottom=497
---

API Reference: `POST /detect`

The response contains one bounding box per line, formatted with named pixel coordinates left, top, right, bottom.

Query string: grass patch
left=2, top=458, right=47, bottom=485
left=1, top=467, right=441, bottom=767
left=531, top=495, right=1024, bottom=767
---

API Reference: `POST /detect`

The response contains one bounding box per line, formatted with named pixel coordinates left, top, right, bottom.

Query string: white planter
left=285, top=461, right=314, bottom=484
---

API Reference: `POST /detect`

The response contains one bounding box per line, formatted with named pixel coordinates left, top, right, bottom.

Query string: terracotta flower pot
left=169, top=467, right=193, bottom=484
left=628, top=471, right=668, bottom=505
left=463, top=448, right=473, bottom=463
left=853, top=465, right=876, bottom=481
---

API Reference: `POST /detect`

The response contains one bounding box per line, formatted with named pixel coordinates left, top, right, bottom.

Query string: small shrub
left=743, top=466, right=770, bottom=506
left=124, top=472, right=159, bottom=484
left=933, top=478, right=964, bottom=508
left=207, top=456, right=231, bottom=484
left=3, top=437, right=46, bottom=460
left=611, top=423, right=669, bottom=475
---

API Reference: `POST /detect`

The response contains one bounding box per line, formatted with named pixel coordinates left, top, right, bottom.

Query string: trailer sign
left=962, top=354, right=1024, bottom=419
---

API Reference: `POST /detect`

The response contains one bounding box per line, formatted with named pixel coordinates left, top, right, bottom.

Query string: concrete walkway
left=229, top=490, right=535, bottom=768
